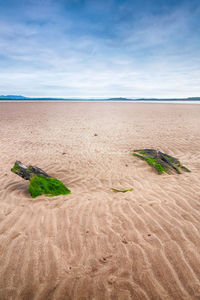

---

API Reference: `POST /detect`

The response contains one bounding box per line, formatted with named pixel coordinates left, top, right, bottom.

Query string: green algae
left=164, top=155, right=190, bottom=173
left=28, top=175, right=71, bottom=198
left=133, top=149, right=190, bottom=175
left=112, top=188, right=133, bottom=193
left=180, top=165, right=191, bottom=172
left=133, top=153, right=167, bottom=174
left=11, top=163, right=20, bottom=173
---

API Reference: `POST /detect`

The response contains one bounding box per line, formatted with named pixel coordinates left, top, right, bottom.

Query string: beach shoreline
left=0, top=102, right=200, bottom=299
left=1, top=100, right=200, bottom=104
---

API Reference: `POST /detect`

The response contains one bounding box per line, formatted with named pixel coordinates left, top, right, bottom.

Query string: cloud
left=0, top=0, right=200, bottom=97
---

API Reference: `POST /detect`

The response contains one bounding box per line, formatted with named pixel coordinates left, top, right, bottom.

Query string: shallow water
left=1, top=99, right=200, bottom=104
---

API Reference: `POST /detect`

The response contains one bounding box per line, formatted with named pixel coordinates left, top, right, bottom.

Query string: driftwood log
left=133, top=149, right=191, bottom=174
left=11, top=161, right=50, bottom=180
left=11, top=161, right=71, bottom=198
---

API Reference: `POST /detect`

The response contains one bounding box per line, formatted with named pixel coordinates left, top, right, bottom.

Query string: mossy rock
left=133, top=149, right=191, bottom=175
left=28, top=175, right=71, bottom=198
left=12, top=163, right=20, bottom=173
left=11, top=161, right=71, bottom=198
left=11, top=161, right=50, bottom=180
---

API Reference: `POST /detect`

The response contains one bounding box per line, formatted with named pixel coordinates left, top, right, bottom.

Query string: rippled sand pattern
left=0, top=102, right=200, bottom=300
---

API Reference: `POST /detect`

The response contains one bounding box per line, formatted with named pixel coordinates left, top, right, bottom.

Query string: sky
left=0, top=0, right=200, bottom=98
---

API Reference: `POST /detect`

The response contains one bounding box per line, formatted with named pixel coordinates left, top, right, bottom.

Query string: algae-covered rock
left=28, top=175, right=71, bottom=198
left=133, top=149, right=191, bottom=175
left=11, top=161, right=71, bottom=198
left=11, top=161, right=50, bottom=180
left=11, top=161, right=31, bottom=180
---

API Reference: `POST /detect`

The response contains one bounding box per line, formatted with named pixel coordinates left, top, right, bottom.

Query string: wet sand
left=0, top=102, right=200, bottom=299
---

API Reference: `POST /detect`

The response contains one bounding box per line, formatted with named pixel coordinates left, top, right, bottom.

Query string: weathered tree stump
left=11, top=161, right=71, bottom=198
left=11, top=161, right=50, bottom=180
left=133, top=149, right=191, bottom=174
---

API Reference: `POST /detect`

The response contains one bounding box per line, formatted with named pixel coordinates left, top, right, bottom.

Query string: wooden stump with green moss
left=133, top=149, right=191, bottom=174
left=11, top=161, right=71, bottom=198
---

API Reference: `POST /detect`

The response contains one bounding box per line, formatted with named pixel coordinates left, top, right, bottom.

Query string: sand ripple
left=0, top=103, right=200, bottom=299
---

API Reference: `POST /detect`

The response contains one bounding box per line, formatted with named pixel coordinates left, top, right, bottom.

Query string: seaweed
left=133, top=153, right=167, bottom=174
left=11, top=161, right=71, bottom=198
left=28, top=175, right=71, bottom=198
left=133, top=149, right=190, bottom=175
left=11, top=163, right=20, bottom=173
left=180, top=165, right=191, bottom=172
left=112, top=188, right=133, bottom=193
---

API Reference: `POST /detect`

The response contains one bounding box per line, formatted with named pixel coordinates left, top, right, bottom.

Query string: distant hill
left=0, top=95, right=28, bottom=99
left=0, top=95, right=200, bottom=101
left=107, top=97, right=132, bottom=101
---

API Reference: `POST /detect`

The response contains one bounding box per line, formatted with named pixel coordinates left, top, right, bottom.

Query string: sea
left=0, top=99, right=200, bottom=104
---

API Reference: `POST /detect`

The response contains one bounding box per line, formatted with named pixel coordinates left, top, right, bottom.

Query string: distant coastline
left=1, top=95, right=200, bottom=102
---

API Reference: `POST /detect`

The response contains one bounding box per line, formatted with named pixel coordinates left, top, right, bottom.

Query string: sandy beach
left=0, top=102, right=200, bottom=300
